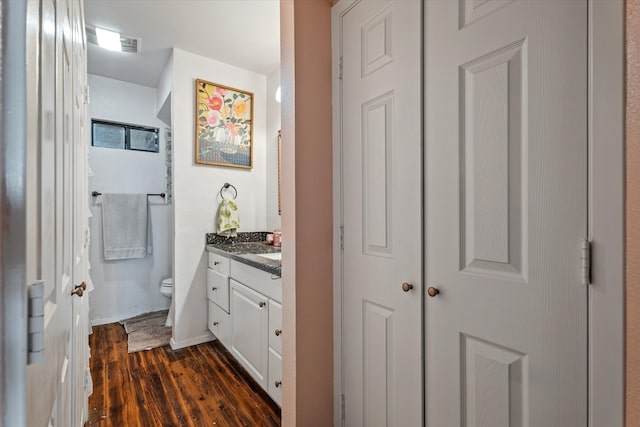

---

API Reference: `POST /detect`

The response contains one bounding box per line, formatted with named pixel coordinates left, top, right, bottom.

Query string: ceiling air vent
left=85, top=25, right=141, bottom=53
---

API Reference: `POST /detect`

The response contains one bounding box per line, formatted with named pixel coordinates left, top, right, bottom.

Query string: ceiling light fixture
left=95, top=27, right=122, bottom=52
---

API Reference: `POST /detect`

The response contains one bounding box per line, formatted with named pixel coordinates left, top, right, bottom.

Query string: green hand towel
left=217, top=198, right=240, bottom=237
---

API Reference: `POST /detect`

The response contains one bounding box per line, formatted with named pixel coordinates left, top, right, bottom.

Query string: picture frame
left=195, top=79, right=254, bottom=169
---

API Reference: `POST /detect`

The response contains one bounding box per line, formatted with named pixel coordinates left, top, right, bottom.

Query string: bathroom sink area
left=257, top=252, right=282, bottom=261
left=206, top=233, right=282, bottom=276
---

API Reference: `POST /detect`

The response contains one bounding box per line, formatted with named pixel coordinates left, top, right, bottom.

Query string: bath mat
left=121, top=310, right=171, bottom=353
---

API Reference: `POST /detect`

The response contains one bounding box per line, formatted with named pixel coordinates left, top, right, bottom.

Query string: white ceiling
left=85, top=0, right=281, bottom=88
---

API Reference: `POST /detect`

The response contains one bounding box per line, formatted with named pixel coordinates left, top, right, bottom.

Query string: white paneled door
left=425, top=1, right=588, bottom=426
left=24, top=0, right=89, bottom=425
left=339, top=0, right=422, bottom=425
left=71, top=0, right=90, bottom=424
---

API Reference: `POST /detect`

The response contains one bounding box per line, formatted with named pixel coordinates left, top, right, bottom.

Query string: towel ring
left=220, top=183, right=237, bottom=200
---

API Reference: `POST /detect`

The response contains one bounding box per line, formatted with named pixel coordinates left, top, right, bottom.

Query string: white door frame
left=587, top=0, right=625, bottom=424
left=331, top=0, right=625, bottom=426
left=332, top=1, right=368, bottom=424
left=0, top=0, right=29, bottom=425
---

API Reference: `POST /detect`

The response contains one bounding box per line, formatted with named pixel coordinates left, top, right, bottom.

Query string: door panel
left=41, top=0, right=57, bottom=300
left=25, top=0, right=88, bottom=425
left=26, top=0, right=74, bottom=425
left=58, top=4, right=76, bottom=426
left=71, top=0, right=89, bottom=423
left=340, top=0, right=422, bottom=425
left=425, top=1, right=588, bottom=426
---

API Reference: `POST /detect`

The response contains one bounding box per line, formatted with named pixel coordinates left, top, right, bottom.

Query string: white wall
left=156, top=54, right=173, bottom=126
left=266, top=67, right=282, bottom=230
left=171, top=48, right=267, bottom=348
left=87, top=74, right=172, bottom=325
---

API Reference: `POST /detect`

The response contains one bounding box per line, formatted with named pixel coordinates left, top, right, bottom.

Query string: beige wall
left=628, top=0, right=640, bottom=424
left=280, top=0, right=334, bottom=425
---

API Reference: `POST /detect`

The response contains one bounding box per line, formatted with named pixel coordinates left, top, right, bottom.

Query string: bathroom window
left=92, top=119, right=159, bottom=153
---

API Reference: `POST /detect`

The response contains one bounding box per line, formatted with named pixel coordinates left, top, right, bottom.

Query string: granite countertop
left=206, top=240, right=282, bottom=277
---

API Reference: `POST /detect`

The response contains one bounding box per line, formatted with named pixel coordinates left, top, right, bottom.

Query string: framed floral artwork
left=195, top=79, right=254, bottom=168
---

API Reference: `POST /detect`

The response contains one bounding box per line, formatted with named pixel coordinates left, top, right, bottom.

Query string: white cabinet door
left=230, top=279, right=269, bottom=388
left=339, top=0, right=423, bottom=425
left=425, top=1, right=588, bottom=425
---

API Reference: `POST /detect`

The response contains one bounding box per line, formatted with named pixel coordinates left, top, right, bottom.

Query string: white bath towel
left=102, top=193, right=151, bottom=260
left=216, top=198, right=240, bottom=237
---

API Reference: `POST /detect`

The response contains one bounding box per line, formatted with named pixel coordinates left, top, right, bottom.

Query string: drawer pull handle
left=275, top=380, right=282, bottom=388
left=211, top=287, right=217, bottom=291
left=214, top=261, right=220, bottom=266
left=259, top=301, right=266, bottom=308
left=213, top=322, right=219, bottom=326
left=274, top=329, right=282, bottom=337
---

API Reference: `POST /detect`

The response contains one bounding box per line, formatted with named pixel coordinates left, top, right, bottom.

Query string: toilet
left=160, top=278, right=174, bottom=327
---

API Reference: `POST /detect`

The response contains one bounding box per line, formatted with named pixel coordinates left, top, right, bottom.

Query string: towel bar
left=91, top=191, right=166, bottom=198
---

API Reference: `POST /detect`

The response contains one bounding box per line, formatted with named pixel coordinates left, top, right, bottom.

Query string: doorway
left=85, top=1, right=283, bottom=424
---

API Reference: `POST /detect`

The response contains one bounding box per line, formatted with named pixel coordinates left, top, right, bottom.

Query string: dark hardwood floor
left=86, top=323, right=281, bottom=427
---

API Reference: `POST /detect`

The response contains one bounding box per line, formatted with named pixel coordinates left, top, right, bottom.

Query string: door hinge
left=339, top=225, right=344, bottom=250
left=339, top=56, right=343, bottom=80
left=83, top=85, right=90, bottom=105
left=27, top=281, right=45, bottom=364
left=581, top=239, right=592, bottom=286
left=84, top=226, right=90, bottom=249
left=340, top=393, right=345, bottom=420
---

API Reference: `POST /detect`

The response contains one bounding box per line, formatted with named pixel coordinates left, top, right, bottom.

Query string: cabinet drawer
left=207, top=268, right=229, bottom=313
left=208, top=300, right=230, bottom=347
left=230, top=259, right=282, bottom=303
left=268, top=300, right=282, bottom=354
left=268, top=348, right=282, bottom=406
left=208, top=252, right=230, bottom=275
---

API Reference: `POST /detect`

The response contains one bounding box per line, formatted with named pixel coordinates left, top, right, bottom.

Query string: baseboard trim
left=91, top=307, right=169, bottom=327
left=91, top=312, right=141, bottom=327
left=170, top=333, right=215, bottom=350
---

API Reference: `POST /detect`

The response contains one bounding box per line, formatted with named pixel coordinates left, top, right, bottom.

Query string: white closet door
left=425, top=1, right=588, bottom=426
left=340, top=0, right=423, bottom=425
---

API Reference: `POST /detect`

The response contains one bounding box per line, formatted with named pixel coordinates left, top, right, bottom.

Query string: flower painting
left=195, top=79, right=254, bottom=168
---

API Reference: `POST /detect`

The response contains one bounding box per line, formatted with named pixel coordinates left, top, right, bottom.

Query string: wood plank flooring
left=86, top=323, right=281, bottom=427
